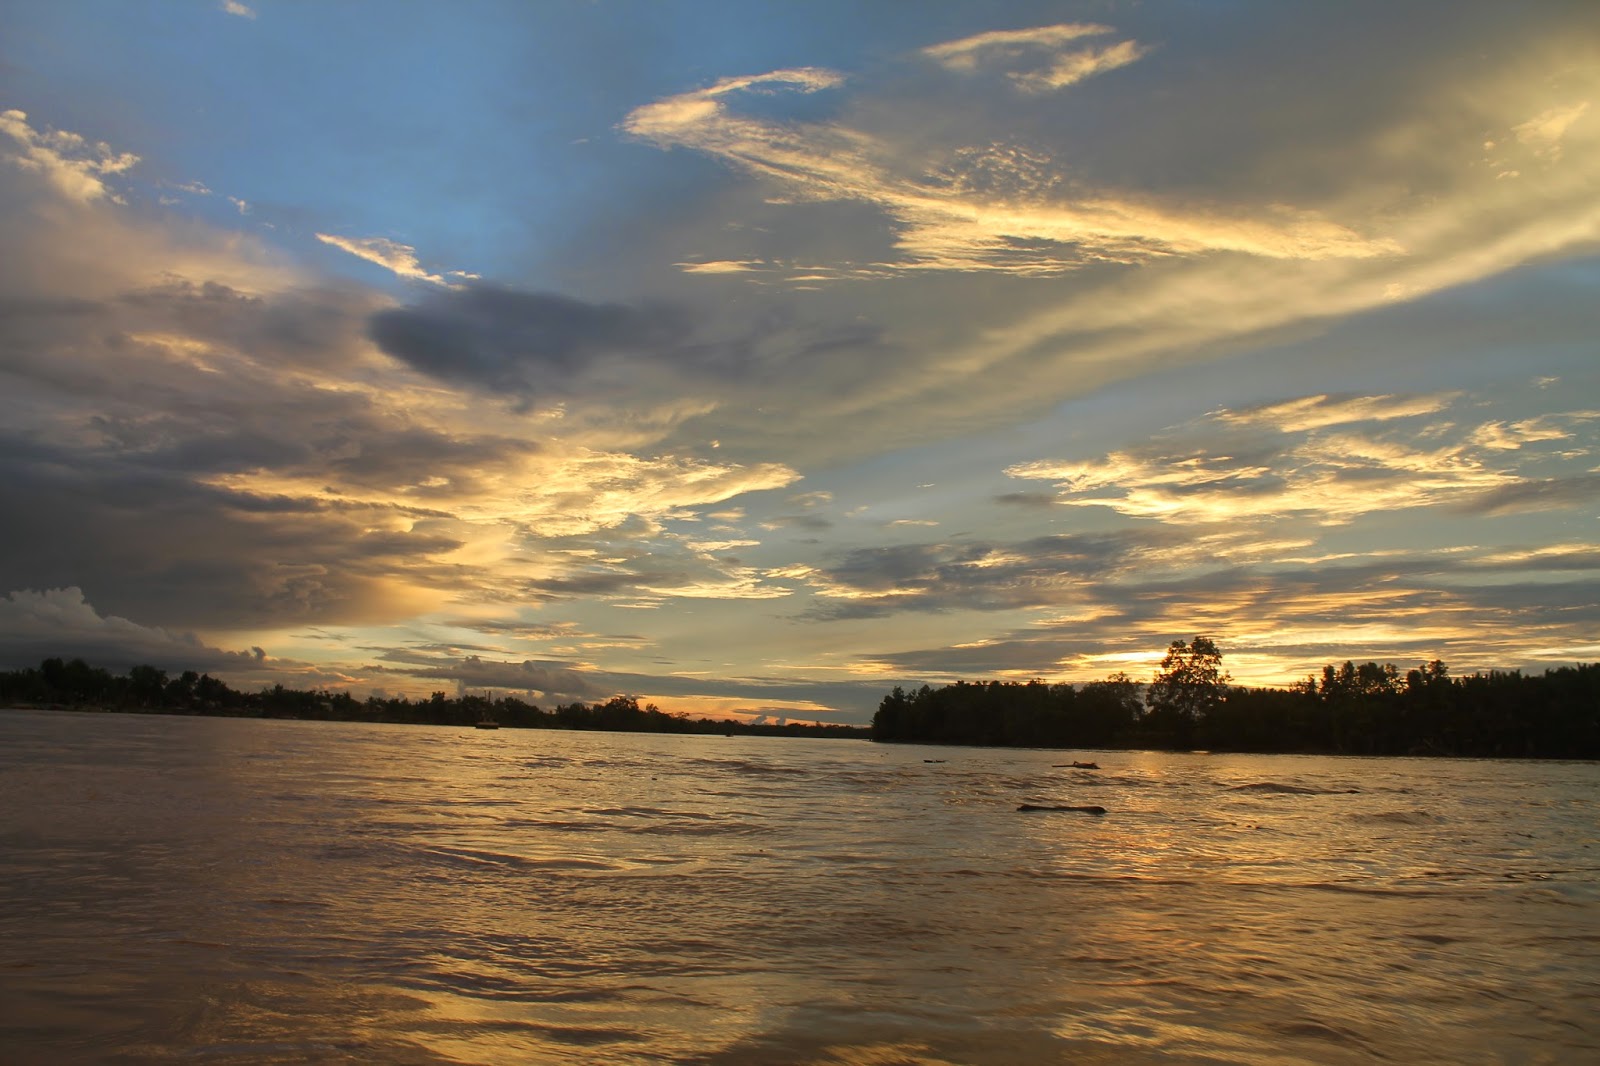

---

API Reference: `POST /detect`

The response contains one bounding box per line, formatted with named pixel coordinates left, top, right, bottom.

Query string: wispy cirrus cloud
left=1007, top=393, right=1598, bottom=527
left=623, top=41, right=1394, bottom=280
left=315, top=233, right=475, bottom=286
left=621, top=67, right=846, bottom=139
left=618, top=33, right=1599, bottom=476
left=1214, top=392, right=1459, bottom=433
left=921, top=24, right=1112, bottom=71
left=923, top=23, right=1149, bottom=93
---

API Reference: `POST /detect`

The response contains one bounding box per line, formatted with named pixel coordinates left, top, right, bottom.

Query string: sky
left=2, top=1, right=1598, bottom=724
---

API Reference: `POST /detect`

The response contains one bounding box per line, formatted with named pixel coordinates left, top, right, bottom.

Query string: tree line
left=0, top=657, right=868, bottom=739
left=872, top=637, right=1600, bottom=759
left=7, top=641, right=1596, bottom=757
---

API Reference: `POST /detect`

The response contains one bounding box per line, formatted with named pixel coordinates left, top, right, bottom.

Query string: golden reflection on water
left=1, top=712, right=1596, bottom=1065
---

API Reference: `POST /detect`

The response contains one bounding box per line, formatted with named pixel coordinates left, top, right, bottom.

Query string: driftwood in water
left=1052, top=761, right=1100, bottom=769
left=1017, top=803, right=1107, bottom=814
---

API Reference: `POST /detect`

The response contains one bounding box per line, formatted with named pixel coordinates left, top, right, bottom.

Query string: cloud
left=0, top=413, right=800, bottom=628
left=0, top=110, right=139, bottom=203
left=368, top=283, right=693, bottom=392
left=1007, top=393, right=1598, bottom=526
left=922, top=23, right=1114, bottom=72
left=1469, top=411, right=1599, bottom=452
left=6, top=5, right=1599, bottom=716
left=611, top=26, right=1600, bottom=474
left=316, top=233, right=457, bottom=285
left=923, top=23, right=1149, bottom=93
left=362, top=645, right=889, bottom=720
left=0, top=587, right=266, bottom=673
left=364, top=280, right=892, bottom=460
left=799, top=530, right=1183, bottom=620
left=1513, top=100, right=1589, bottom=160
left=993, top=491, right=1058, bottom=509
left=1459, top=473, right=1600, bottom=516
left=371, top=650, right=608, bottom=702
left=620, top=67, right=846, bottom=140
left=676, top=259, right=768, bottom=275
left=221, top=1, right=257, bottom=19
left=0, top=437, right=464, bottom=630
left=623, top=51, right=1397, bottom=280
left=856, top=542, right=1600, bottom=685
left=1215, top=392, right=1458, bottom=433
left=1012, top=39, right=1149, bottom=93
left=0, top=156, right=808, bottom=632
left=0, top=279, right=801, bottom=630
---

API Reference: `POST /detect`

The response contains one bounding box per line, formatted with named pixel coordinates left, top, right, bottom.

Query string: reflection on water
left=0, top=709, right=1596, bottom=1064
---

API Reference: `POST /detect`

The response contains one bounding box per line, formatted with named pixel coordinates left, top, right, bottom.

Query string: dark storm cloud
left=368, top=284, right=693, bottom=394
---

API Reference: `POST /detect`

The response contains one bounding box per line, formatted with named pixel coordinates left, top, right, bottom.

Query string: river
left=1, top=708, right=1595, bottom=1064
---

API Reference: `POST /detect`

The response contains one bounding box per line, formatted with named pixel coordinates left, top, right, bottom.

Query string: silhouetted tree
left=1145, top=636, right=1230, bottom=748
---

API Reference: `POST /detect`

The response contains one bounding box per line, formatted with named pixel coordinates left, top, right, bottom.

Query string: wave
left=680, top=757, right=813, bottom=776
left=411, top=844, right=621, bottom=872
left=1350, top=810, right=1443, bottom=825
left=584, top=805, right=714, bottom=819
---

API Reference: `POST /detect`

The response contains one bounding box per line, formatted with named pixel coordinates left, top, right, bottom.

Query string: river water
left=0, top=709, right=1595, bottom=1064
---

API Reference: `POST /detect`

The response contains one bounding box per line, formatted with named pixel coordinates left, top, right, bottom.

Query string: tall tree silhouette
left=1146, top=636, right=1230, bottom=747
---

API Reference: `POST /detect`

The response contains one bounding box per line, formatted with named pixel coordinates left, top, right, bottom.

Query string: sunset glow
left=3, top=2, right=1597, bottom=722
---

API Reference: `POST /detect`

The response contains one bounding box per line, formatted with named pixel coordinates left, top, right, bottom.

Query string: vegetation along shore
left=3, top=637, right=1595, bottom=758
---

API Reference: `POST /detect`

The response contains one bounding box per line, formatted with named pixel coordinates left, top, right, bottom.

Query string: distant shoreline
left=7, top=652, right=1599, bottom=758
left=0, top=695, right=871, bottom=741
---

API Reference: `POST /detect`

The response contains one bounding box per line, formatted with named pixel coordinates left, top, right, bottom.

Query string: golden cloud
left=0, top=109, right=139, bottom=203
left=315, top=232, right=458, bottom=286
left=1004, top=392, right=1598, bottom=526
